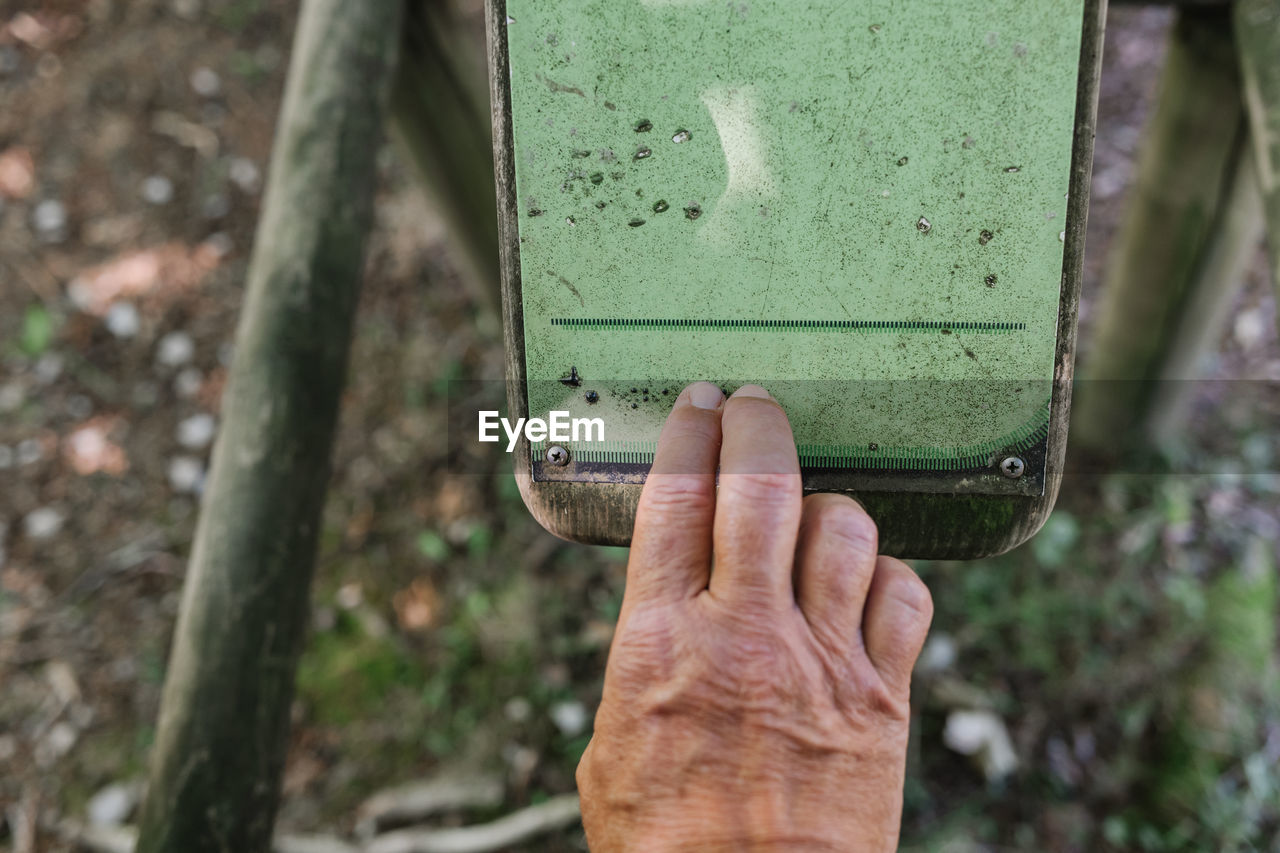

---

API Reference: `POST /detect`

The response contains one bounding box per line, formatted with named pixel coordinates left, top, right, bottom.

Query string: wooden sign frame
left=485, top=0, right=1107, bottom=559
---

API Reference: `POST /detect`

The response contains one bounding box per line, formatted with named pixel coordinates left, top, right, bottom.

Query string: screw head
left=546, top=445, right=570, bottom=467
left=1000, top=456, right=1026, bottom=479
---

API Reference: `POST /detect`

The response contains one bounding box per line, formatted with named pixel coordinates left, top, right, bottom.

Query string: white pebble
left=87, top=782, right=139, bottom=827
left=35, top=352, right=63, bottom=384
left=503, top=744, right=538, bottom=777
left=189, top=66, right=221, bottom=97
left=177, top=413, right=217, bottom=449
left=66, top=394, right=93, bottom=419
left=1235, top=306, right=1268, bottom=351
left=0, top=46, right=19, bottom=76
left=549, top=700, right=588, bottom=737
left=140, top=175, right=175, bottom=205
left=254, top=44, right=283, bottom=71
left=132, top=381, right=159, bottom=407
left=918, top=633, right=957, bottom=673
left=171, top=0, right=201, bottom=20
left=202, top=193, right=229, bottom=219
left=228, top=157, right=261, bottom=193
left=105, top=302, right=140, bottom=339
left=32, top=199, right=67, bottom=237
left=174, top=367, right=204, bottom=399
left=0, top=445, right=12, bottom=469
left=24, top=507, right=66, bottom=540
left=202, top=231, right=233, bottom=258
left=156, top=331, right=195, bottom=367
left=67, top=278, right=95, bottom=311
left=504, top=697, right=532, bottom=724
left=168, top=456, right=205, bottom=493
left=16, top=438, right=43, bottom=466
left=36, top=721, right=78, bottom=766
left=335, top=582, right=363, bottom=610
left=943, top=710, right=1019, bottom=780
left=0, top=382, right=24, bottom=413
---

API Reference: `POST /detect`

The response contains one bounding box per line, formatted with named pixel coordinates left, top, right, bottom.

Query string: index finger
left=626, top=382, right=725, bottom=604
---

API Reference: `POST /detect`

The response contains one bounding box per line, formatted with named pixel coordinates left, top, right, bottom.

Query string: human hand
left=577, top=383, right=933, bottom=852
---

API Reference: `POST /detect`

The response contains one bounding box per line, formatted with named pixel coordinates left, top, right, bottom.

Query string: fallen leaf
left=5, top=11, right=82, bottom=49
left=433, top=478, right=475, bottom=524
left=579, top=619, right=615, bottom=650
left=67, top=243, right=222, bottom=316
left=393, top=578, right=440, bottom=633
left=0, top=147, right=35, bottom=200
left=2, top=567, right=49, bottom=599
left=63, top=417, right=129, bottom=476
left=196, top=367, right=227, bottom=413
left=281, top=752, right=326, bottom=796
left=7, top=12, right=53, bottom=49
left=44, top=659, right=81, bottom=705
left=344, top=506, right=375, bottom=547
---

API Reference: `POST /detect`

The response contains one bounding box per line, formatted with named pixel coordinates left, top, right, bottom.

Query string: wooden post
left=1072, top=9, right=1244, bottom=457
left=134, top=2, right=403, bottom=851
left=1147, top=142, right=1265, bottom=448
left=391, top=1, right=501, bottom=311
left=1234, top=0, right=1280, bottom=312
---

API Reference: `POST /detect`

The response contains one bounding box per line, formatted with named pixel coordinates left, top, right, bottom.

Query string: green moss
left=296, top=614, right=423, bottom=725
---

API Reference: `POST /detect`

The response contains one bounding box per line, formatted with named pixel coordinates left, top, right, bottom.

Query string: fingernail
left=686, top=382, right=724, bottom=410
left=731, top=384, right=773, bottom=400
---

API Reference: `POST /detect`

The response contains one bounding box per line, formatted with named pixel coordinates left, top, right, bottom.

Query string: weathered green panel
left=504, top=0, right=1084, bottom=495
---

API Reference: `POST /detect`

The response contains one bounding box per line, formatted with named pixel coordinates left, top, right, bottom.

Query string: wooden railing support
left=135, top=2, right=403, bottom=850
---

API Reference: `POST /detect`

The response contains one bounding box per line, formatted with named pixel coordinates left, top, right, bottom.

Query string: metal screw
left=1000, top=456, right=1026, bottom=479
left=546, top=445, right=570, bottom=467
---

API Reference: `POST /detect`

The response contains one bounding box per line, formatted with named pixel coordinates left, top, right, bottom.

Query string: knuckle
left=882, top=562, right=934, bottom=621
left=574, top=742, right=595, bottom=789
left=724, top=393, right=786, bottom=421
left=865, top=681, right=911, bottom=720
left=669, top=405, right=723, bottom=439
left=639, top=475, right=716, bottom=520
left=842, top=662, right=910, bottom=720
left=611, top=605, right=679, bottom=673
left=810, top=500, right=878, bottom=562
left=719, top=472, right=801, bottom=507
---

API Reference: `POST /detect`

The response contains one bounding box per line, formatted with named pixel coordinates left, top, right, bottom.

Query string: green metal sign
left=504, top=0, right=1085, bottom=495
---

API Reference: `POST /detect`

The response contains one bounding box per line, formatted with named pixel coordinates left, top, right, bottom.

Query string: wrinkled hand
left=577, top=383, right=933, bottom=852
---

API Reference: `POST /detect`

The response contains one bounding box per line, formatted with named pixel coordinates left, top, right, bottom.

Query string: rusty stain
left=537, top=73, right=586, bottom=97
left=549, top=270, right=584, bottom=306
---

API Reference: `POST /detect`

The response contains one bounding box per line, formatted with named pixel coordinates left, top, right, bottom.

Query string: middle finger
left=709, top=385, right=804, bottom=606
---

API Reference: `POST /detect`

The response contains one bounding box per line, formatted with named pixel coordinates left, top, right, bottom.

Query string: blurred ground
left=0, top=1, right=1278, bottom=851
